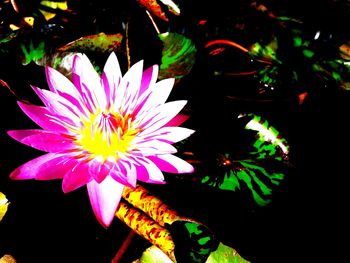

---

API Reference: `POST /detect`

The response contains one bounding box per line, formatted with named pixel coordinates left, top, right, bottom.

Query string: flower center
left=76, top=111, right=138, bottom=161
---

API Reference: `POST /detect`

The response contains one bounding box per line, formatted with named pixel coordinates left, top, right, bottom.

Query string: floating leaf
left=10, top=0, right=69, bottom=21
left=122, top=184, right=180, bottom=226
left=245, top=114, right=289, bottom=160
left=115, top=199, right=176, bottom=261
left=137, top=0, right=180, bottom=22
left=311, top=59, right=350, bottom=91
left=38, top=0, right=68, bottom=21
left=0, top=192, right=9, bottom=222
left=206, top=242, right=250, bottom=263
left=0, top=32, right=19, bottom=45
left=201, top=114, right=290, bottom=206
left=159, top=0, right=180, bottom=16
left=137, top=240, right=250, bottom=263
left=20, top=40, right=46, bottom=65
left=248, top=37, right=280, bottom=64
left=137, top=0, right=168, bottom=21
left=248, top=24, right=350, bottom=93
left=169, top=220, right=216, bottom=263
left=137, top=245, right=174, bottom=263
left=57, top=32, right=123, bottom=54
left=158, top=32, right=197, bottom=84
left=117, top=184, right=221, bottom=262
left=37, top=51, right=77, bottom=76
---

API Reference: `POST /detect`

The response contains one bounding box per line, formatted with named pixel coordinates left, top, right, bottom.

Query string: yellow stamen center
left=75, top=111, right=138, bottom=161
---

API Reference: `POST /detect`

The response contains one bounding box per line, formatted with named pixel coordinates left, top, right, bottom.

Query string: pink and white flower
left=8, top=52, right=194, bottom=227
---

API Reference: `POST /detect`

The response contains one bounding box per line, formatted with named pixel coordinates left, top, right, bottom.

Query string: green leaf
left=20, top=40, right=46, bottom=65
left=201, top=114, right=290, bottom=206
left=57, top=32, right=123, bottom=54
left=138, top=246, right=174, bottom=263
left=158, top=32, right=197, bottom=84
left=169, top=220, right=217, bottom=263
left=245, top=114, right=289, bottom=160
left=206, top=242, right=250, bottom=263
left=0, top=32, right=19, bottom=45
left=137, top=242, right=250, bottom=263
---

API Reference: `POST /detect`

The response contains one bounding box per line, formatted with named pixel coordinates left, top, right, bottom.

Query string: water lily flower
left=7, top=52, right=195, bottom=228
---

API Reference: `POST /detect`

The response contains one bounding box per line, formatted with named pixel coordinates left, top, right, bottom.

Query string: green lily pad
left=201, top=113, right=290, bottom=206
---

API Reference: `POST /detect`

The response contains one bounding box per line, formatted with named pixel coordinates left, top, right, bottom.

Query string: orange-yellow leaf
left=0, top=255, right=17, bottom=263
left=115, top=200, right=176, bottom=261
left=122, top=185, right=180, bottom=226
left=0, top=192, right=9, bottom=222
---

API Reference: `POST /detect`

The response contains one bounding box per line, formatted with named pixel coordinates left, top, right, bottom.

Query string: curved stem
left=111, top=230, right=135, bottom=263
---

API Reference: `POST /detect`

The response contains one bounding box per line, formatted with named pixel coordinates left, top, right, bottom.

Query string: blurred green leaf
left=20, top=40, right=45, bottom=65
left=158, top=32, right=197, bottom=84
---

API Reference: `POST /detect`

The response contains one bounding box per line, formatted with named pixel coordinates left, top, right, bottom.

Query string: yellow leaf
left=40, top=1, right=68, bottom=10
left=137, top=245, right=174, bottom=263
left=0, top=192, right=9, bottom=222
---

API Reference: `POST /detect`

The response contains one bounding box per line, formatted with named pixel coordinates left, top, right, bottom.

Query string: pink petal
left=134, top=157, right=165, bottom=184
left=72, top=54, right=106, bottom=111
left=71, top=73, right=94, bottom=113
left=139, top=64, right=158, bottom=96
left=114, top=60, right=144, bottom=114
left=9, top=153, right=70, bottom=180
left=46, top=66, right=77, bottom=94
left=136, top=100, right=188, bottom=135
left=88, top=158, right=113, bottom=183
left=101, top=52, right=122, bottom=107
left=131, top=65, right=159, bottom=116
left=7, top=129, right=39, bottom=141
left=136, top=78, right=174, bottom=114
left=35, top=154, right=78, bottom=180
left=87, top=176, right=125, bottom=228
left=138, top=126, right=195, bottom=144
left=8, top=129, right=75, bottom=152
left=133, top=139, right=177, bottom=155
left=62, top=162, right=92, bottom=193
left=17, top=102, right=68, bottom=132
left=148, top=154, right=194, bottom=174
left=165, top=113, right=190, bottom=127
left=45, top=66, right=87, bottom=116
left=109, top=160, right=137, bottom=188
left=32, top=86, right=81, bottom=125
